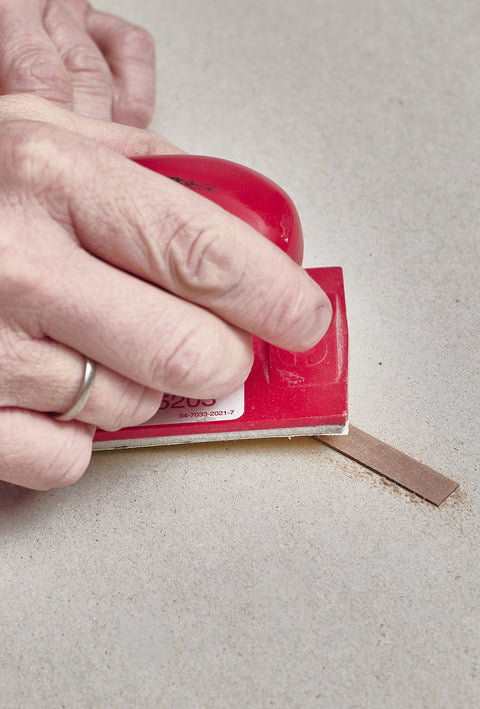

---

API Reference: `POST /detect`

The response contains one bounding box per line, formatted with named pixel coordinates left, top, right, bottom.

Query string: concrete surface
left=1, top=1, right=479, bottom=707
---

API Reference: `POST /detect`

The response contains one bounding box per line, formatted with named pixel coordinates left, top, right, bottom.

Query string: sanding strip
left=315, top=426, right=458, bottom=505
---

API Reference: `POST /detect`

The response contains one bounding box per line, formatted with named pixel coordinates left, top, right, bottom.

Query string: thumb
left=0, top=93, right=184, bottom=156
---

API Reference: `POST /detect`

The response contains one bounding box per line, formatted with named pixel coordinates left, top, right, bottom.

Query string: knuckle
left=166, top=215, right=244, bottom=298
left=0, top=120, right=60, bottom=188
left=150, top=325, right=217, bottom=394
left=63, top=43, right=109, bottom=80
left=148, top=318, right=253, bottom=398
left=6, top=48, right=73, bottom=108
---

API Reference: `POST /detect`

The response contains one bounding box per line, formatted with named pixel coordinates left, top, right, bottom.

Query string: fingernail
left=301, top=297, right=333, bottom=350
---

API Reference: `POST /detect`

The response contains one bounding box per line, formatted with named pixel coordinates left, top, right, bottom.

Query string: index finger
left=23, top=123, right=332, bottom=351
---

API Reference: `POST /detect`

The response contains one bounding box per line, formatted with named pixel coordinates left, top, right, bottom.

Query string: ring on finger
left=52, top=357, right=96, bottom=422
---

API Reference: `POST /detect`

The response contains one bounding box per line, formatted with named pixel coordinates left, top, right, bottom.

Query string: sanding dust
left=315, top=425, right=458, bottom=506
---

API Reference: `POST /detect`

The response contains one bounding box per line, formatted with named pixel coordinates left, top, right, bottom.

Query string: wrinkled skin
left=0, top=95, right=332, bottom=490
left=0, top=0, right=155, bottom=125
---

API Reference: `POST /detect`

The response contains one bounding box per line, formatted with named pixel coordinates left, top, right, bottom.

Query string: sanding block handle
left=131, top=154, right=304, bottom=265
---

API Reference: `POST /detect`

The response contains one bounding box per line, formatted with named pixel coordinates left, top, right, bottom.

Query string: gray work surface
left=1, top=1, right=479, bottom=707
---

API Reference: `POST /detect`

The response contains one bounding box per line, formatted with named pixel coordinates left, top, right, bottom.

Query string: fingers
left=16, top=240, right=254, bottom=400
left=0, top=408, right=94, bottom=489
left=0, top=0, right=73, bottom=108
left=0, top=115, right=253, bottom=402
left=42, top=0, right=113, bottom=121
left=0, top=0, right=156, bottom=125
left=0, top=118, right=331, bottom=493
left=0, top=93, right=184, bottom=156
left=86, top=8, right=156, bottom=128
left=9, top=121, right=331, bottom=352
left=0, top=327, right=163, bottom=431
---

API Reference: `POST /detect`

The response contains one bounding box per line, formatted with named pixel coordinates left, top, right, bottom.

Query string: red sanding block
left=93, top=156, right=348, bottom=450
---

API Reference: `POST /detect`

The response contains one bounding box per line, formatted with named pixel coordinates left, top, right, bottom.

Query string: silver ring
left=52, top=357, right=96, bottom=421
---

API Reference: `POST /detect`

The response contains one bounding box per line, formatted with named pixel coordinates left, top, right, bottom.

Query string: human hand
left=0, top=98, right=332, bottom=490
left=0, top=0, right=155, bottom=126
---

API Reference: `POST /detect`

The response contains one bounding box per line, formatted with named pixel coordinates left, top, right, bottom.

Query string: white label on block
left=140, top=385, right=245, bottom=426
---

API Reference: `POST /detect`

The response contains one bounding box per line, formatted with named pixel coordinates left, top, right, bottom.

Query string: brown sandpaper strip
left=315, top=425, right=458, bottom=505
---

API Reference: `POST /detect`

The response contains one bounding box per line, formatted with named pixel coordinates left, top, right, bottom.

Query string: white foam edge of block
left=93, top=422, right=349, bottom=451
